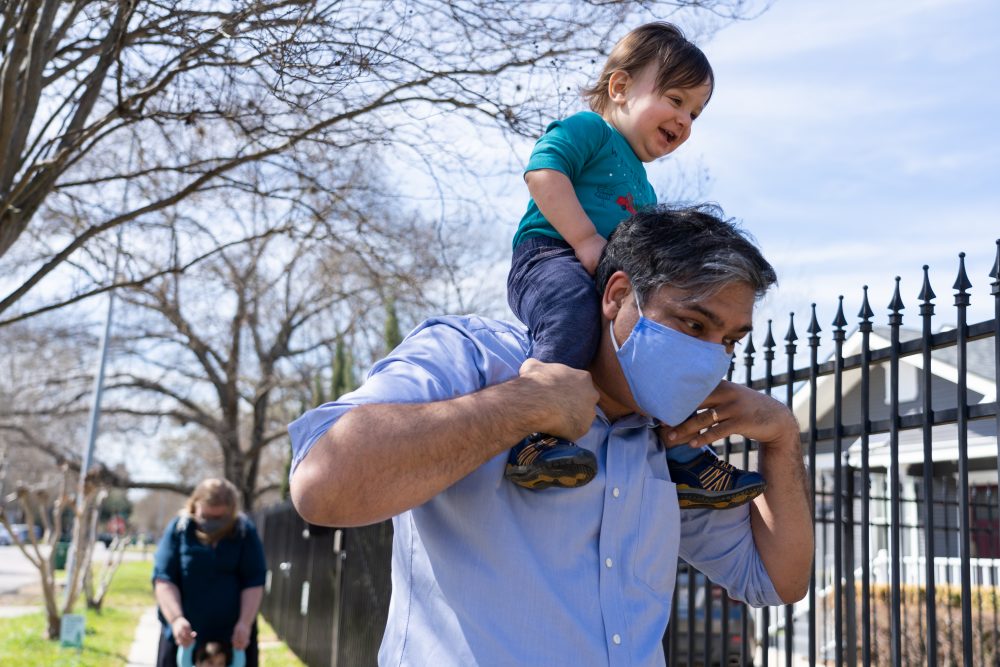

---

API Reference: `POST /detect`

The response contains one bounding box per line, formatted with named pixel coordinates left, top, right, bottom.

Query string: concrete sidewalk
left=126, top=607, right=160, bottom=667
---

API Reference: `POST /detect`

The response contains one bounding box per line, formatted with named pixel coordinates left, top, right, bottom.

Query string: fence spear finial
left=919, top=265, right=935, bottom=317
left=832, top=295, right=847, bottom=334
left=784, top=312, right=798, bottom=351
left=858, top=285, right=874, bottom=330
left=953, top=252, right=972, bottom=297
left=742, top=332, right=756, bottom=373
left=807, top=302, right=821, bottom=344
left=888, top=276, right=904, bottom=325
left=763, top=319, right=776, bottom=355
left=991, top=239, right=999, bottom=283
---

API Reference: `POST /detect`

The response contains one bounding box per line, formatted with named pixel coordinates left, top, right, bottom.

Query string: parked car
left=665, top=564, right=757, bottom=666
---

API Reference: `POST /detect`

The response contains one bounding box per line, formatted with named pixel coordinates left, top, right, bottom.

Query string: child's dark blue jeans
left=507, top=235, right=602, bottom=370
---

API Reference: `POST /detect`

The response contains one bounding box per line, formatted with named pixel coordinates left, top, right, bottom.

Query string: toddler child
left=178, top=640, right=246, bottom=667
left=505, top=21, right=766, bottom=509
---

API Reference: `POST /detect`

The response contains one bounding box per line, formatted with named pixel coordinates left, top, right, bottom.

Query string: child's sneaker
left=668, top=450, right=766, bottom=509
left=504, top=433, right=597, bottom=490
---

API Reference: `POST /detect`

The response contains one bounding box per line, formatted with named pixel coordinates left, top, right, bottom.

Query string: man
left=289, top=205, right=813, bottom=666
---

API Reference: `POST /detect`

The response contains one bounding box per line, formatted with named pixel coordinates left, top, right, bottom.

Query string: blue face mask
left=611, top=294, right=733, bottom=425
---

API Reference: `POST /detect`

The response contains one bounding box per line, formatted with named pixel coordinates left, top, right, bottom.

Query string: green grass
left=0, top=560, right=153, bottom=666
left=258, top=617, right=308, bottom=667
left=0, top=559, right=307, bottom=666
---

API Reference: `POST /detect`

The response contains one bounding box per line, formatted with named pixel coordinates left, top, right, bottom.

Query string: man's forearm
left=750, top=429, right=814, bottom=604
left=291, top=368, right=595, bottom=527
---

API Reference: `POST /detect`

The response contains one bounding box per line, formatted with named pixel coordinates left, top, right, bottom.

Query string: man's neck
left=589, top=350, right=635, bottom=422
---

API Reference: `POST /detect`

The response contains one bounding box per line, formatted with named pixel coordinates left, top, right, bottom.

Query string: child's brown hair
left=583, top=22, right=714, bottom=115
left=195, top=641, right=232, bottom=666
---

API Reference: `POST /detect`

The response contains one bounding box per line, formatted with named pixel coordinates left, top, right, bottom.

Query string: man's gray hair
left=594, top=204, right=777, bottom=304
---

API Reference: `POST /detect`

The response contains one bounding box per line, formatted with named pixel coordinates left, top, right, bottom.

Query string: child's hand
left=574, top=234, right=607, bottom=275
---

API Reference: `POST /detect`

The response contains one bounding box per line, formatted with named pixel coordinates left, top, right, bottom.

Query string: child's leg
left=666, top=443, right=767, bottom=510
left=507, top=236, right=601, bottom=368
left=505, top=236, right=601, bottom=489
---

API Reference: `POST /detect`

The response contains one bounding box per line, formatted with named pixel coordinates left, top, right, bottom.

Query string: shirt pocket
left=633, top=476, right=680, bottom=596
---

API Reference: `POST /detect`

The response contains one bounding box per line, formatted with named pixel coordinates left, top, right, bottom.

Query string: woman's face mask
left=196, top=516, right=230, bottom=534
left=611, top=293, right=733, bottom=425
left=195, top=504, right=235, bottom=540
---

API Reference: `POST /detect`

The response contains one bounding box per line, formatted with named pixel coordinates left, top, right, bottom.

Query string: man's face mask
left=611, top=292, right=733, bottom=425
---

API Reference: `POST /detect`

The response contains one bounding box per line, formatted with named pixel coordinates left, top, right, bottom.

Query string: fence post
left=807, top=304, right=822, bottom=667
left=954, top=253, right=974, bottom=666
left=742, top=334, right=756, bottom=666
left=990, top=240, right=1000, bottom=550
left=888, top=277, right=905, bottom=667
left=858, top=285, right=874, bottom=666
left=918, top=265, right=940, bottom=666
left=783, top=313, right=798, bottom=667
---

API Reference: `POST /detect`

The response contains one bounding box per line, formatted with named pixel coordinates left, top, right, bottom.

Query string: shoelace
left=699, top=455, right=737, bottom=491
left=516, top=436, right=559, bottom=466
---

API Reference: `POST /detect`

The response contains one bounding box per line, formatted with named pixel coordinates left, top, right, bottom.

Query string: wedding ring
left=710, top=408, right=719, bottom=424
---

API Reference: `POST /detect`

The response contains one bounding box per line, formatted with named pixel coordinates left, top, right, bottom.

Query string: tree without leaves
left=0, top=465, right=110, bottom=639
left=0, top=0, right=763, bottom=323
left=89, top=166, right=447, bottom=509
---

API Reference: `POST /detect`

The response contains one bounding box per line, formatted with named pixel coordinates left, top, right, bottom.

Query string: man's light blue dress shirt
left=289, top=316, right=782, bottom=666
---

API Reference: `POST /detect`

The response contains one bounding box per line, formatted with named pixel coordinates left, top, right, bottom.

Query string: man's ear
left=602, top=271, right=632, bottom=320
left=607, top=70, right=631, bottom=105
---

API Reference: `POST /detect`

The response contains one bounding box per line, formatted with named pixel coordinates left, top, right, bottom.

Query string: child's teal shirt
left=512, top=111, right=657, bottom=249
left=177, top=645, right=246, bottom=667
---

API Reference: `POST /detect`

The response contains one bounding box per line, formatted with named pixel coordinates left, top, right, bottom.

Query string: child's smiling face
left=604, top=63, right=711, bottom=163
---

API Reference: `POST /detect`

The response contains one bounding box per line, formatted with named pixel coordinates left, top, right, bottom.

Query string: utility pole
left=63, top=227, right=123, bottom=604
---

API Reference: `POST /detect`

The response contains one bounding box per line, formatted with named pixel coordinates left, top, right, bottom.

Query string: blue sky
left=675, top=0, right=1000, bottom=338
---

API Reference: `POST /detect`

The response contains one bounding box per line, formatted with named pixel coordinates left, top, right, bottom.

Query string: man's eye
left=685, top=320, right=703, bottom=332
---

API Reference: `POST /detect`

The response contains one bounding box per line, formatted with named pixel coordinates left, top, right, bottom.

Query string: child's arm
left=177, top=644, right=195, bottom=667
left=525, top=169, right=606, bottom=275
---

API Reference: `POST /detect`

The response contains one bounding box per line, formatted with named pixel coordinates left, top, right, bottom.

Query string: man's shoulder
left=406, top=315, right=528, bottom=349
left=389, top=315, right=529, bottom=387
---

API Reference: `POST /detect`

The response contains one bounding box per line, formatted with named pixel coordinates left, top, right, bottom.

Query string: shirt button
left=612, top=634, right=622, bottom=645
left=612, top=487, right=620, bottom=498
left=605, top=557, right=613, bottom=568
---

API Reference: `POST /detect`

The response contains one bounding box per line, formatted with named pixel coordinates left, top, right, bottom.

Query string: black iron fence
left=255, top=242, right=1000, bottom=666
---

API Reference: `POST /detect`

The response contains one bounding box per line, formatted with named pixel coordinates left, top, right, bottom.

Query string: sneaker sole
left=675, top=482, right=767, bottom=509
left=505, top=461, right=597, bottom=490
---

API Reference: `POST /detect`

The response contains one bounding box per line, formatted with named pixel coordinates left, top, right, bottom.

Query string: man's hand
left=658, top=379, right=813, bottom=604
left=171, top=616, right=197, bottom=647
left=231, top=619, right=252, bottom=650
left=518, top=358, right=599, bottom=441
left=657, top=380, right=798, bottom=451
left=574, top=234, right=607, bottom=276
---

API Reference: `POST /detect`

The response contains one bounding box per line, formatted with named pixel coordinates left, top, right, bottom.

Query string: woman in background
left=152, top=478, right=267, bottom=667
